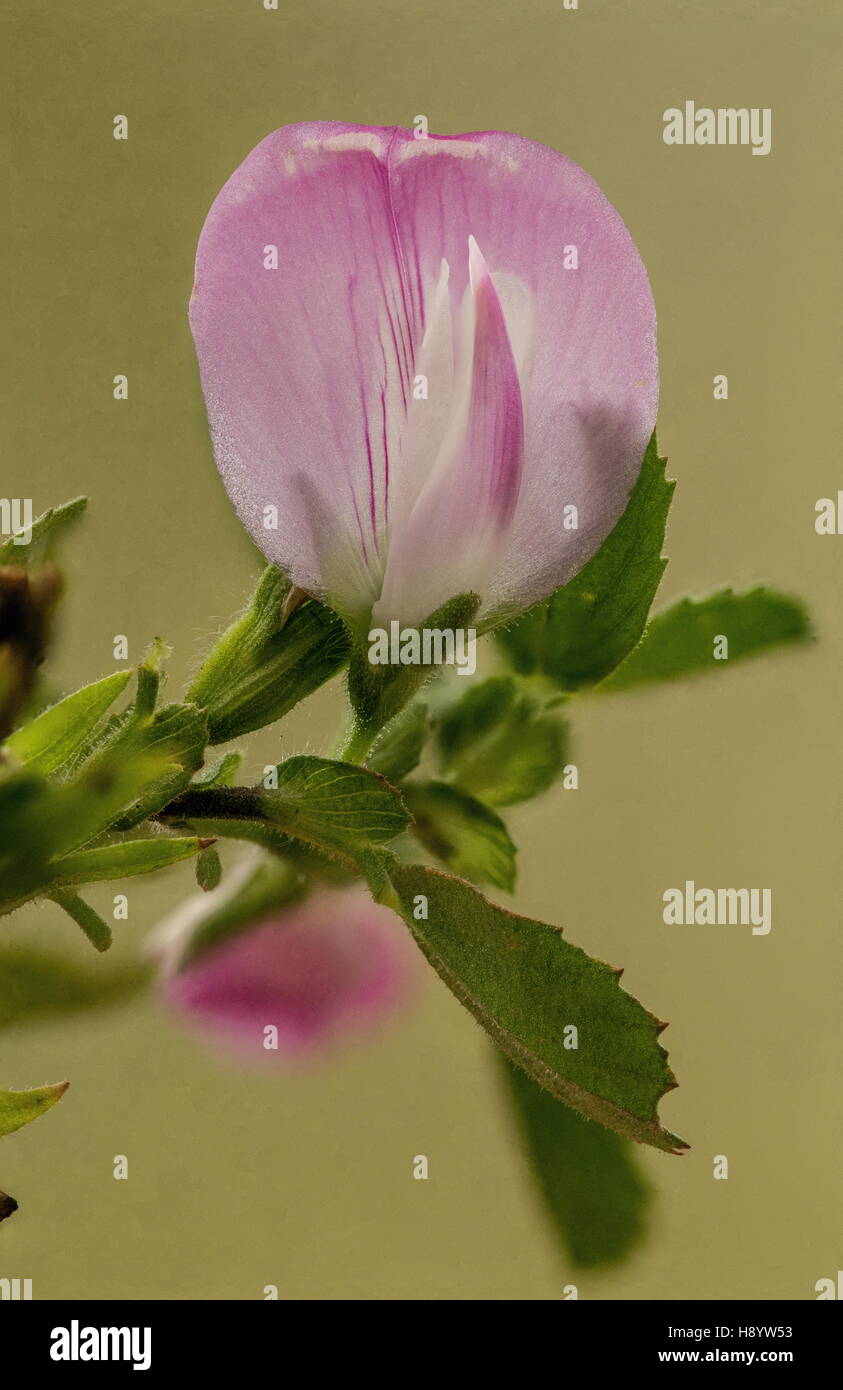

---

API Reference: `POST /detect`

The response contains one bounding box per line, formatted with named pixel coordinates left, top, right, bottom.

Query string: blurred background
left=3, top=0, right=840, bottom=1299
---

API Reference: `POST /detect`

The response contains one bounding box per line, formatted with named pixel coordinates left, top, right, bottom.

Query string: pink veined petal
left=191, top=123, right=658, bottom=625
left=161, top=884, right=418, bottom=1065
left=190, top=124, right=416, bottom=619
left=384, top=129, right=658, bottom=620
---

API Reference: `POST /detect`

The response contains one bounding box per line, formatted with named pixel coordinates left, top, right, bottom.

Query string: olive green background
left=3, top=0, right=840, bottom=1300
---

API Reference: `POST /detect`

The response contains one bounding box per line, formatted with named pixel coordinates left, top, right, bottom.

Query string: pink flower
left=159, top=883, right=417, bottom=1064
left=190, top=123, right=657, bottom=628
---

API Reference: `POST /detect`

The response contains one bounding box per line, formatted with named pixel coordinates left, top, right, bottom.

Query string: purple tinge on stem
left=190, top=123, right=658, bottom=627
left=161, top=885, right=418, bottom=1063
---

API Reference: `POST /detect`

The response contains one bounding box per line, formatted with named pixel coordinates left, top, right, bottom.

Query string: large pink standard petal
left=190, top=123, right=658, bottom=627
left=162, top=884, right=417, bottom=1064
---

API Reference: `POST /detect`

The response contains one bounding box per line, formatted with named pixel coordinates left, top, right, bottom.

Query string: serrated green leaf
left=5, top=669, right=131, bottom=775
left=0, top=1081, right=68, bottom=1137
left=386, top=862, right=686, bottom=1153
left=0, top=946, right=148, bottom=1029
left=188, top=567, right=349, bottom=743
left=367, top=702, right=428, bottom=783
left=500, top=1054, right=651, bottom=1268
left=497, top=436, right=674, bottom=691
left=0, top=497, right=87, bottom=565
left=403, top=781, right=516, bottom=891
left=600, top=588, right=812, bottom=692
left=435, top=676, right=567, bottom=806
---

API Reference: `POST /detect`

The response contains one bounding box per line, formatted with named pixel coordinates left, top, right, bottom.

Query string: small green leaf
left=5, top=669, right=132, bottom=775
left=265, top=755, right=411, bottom=854
left=51, top=891, right=113, bottom=951
left=500, top=1054, right=651, bottom=1268
left=0, top=946, right=148, bottom=1029
left=188, top=567, right=349, bottom=743
left=403, top=781, right=516, bottom=892
left=51, top=835, right=210, bottom=886
left=192, top=751, right=242, bottom=787
left=0, top=497, right=87, bottom=564
left=497, top=436, right=674, bottom=691
left=0, top=1081, right=68, bottom=1137
left=367, top=702, right=428, bottom=783
left=600, top=588, right=812, bottom=692
left=386, top=863, right=686, bottom=1154
left=196, top=845, right=222, bottom=891
left=435, top=676, right=567, bottom=806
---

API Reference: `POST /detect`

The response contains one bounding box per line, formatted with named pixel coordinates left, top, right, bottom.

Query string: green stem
left=336, top=721, right=381, bottom=765
left=51, top=890, right=113, bottom=952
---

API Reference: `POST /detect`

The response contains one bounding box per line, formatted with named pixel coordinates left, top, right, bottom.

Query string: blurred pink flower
left=190, top=122, right=658, bottom=628
left=160, top=883, right=418, bottom=1064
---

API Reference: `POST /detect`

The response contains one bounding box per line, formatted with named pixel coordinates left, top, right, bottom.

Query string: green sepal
left=50, top=835, right=211, bottom=887
left=134, top=637, right=170, bottom=719
left=187, top=567, right=349, bottom=743
left=95, top=703, right=209, bottom=832
left=5, top=669, right=132, bottom=776
left=345, top=592, right=480, bottom=760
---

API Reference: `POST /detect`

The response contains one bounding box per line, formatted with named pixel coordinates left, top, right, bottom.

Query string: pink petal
left=191, top=124, right=657, bottom=626
left=374, top=236, right=525, bottom=623
left=190, top=124, right=410, bottom=620
left=384, top=129, right=658, bottom=619
left=161, top=884, right=417, bottom=1064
